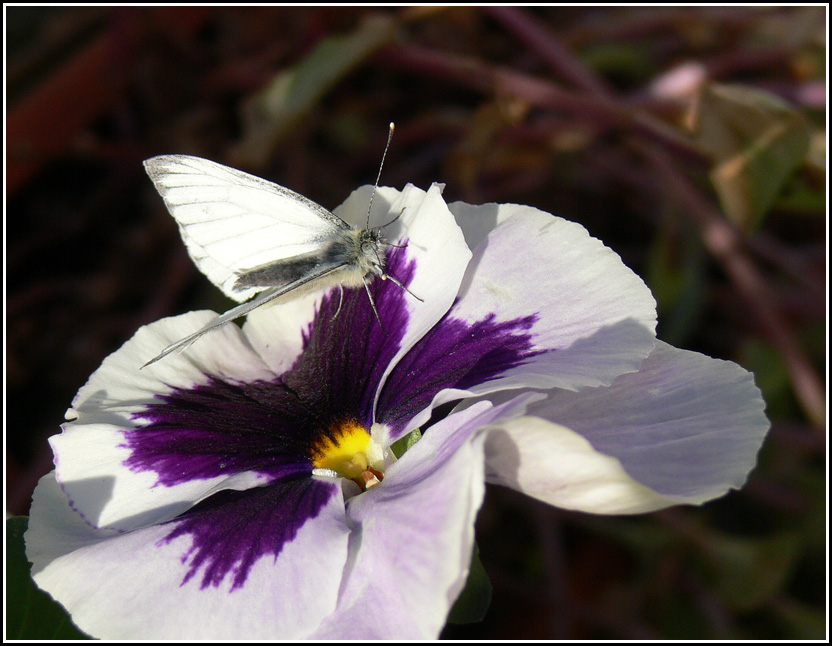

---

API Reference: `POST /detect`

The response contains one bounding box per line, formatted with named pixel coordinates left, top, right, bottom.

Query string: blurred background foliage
left=5, top=6, right=826, bottom=640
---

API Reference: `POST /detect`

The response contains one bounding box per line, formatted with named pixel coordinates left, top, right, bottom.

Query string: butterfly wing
left=144, top=155, right=352, bottom=302
left=141, top=259, right=359, bottom=368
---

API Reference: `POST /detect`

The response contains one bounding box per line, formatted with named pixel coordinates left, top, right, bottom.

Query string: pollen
left=312, top=419, right=385, bottom=489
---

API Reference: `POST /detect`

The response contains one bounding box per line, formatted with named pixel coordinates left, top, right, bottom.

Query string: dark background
left=6, top=6, right=827, bottom=639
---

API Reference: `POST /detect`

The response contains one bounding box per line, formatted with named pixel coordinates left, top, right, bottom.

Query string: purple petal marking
left=123, top=248, right=417, bottom=487
left=287, top=245, right=416, bottom=428
left=161, top=477, right=338, bottom=591
left=125, top=244, right=538, bottom=481
left=377, top=311, right=542, bottom=439
left=126, top=377, right=318, bottom=485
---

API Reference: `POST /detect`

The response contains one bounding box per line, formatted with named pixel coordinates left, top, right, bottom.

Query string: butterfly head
left=356, top=228, right=390, bottom=278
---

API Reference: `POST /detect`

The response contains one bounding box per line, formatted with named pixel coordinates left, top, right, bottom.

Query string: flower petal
left=246, top=184, right=472, bottom=400
left=485, top=342, right=770, bottom=513
left=376, top=202, right=658, bottom=438
left=52, top=312, right=307, bottom=531
left=485, top=417, right=677, bottom=514
left=311, top=396, right=537, bottom=638
left=240, top=295, right=317, bottom=375
left=26, top=471, right=350, bottom=639
left=448, top=200, right=658, bottom=391
left=337, top=184, right=473, bottom=389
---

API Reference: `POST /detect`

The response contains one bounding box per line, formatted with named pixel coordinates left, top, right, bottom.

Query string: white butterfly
left=141, top=148, right=414, bottom=368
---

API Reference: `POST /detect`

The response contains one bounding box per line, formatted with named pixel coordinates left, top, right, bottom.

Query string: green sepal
left=446, top=543, right=492, bottom=624
left=390, top=428, right=422, bottom=459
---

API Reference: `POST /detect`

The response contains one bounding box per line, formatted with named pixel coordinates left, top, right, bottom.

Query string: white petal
left=311, top=398, right=532, bottom=638
left=448, top=201, right=657, bottom=392
left=485, top=417, right=677, bottom=514
left=339, top=184, right=472, bottom=399
left=486, top=342, right=770, bottom=512
left=53, top=312, right=277, bottom=531
left=26, top=472, right=350, bottom=639
left=243, top=292, right=320, bottom=374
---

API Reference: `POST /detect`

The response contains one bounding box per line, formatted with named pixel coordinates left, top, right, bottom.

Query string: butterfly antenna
left=367, top=122, right=395, bottom=229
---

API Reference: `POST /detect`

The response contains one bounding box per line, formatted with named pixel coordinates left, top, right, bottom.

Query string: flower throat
left=311, top=418, right=386, bottom=491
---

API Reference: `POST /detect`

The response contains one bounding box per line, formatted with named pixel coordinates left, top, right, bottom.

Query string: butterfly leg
left=382, top=272, right=424, bottom=302
left=362, top=276, right=386, bottom=333
left=331, top=284, right=345, bottom=321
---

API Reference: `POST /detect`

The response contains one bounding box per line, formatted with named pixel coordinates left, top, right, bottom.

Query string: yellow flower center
left=312, top=419, right=386, bottom=490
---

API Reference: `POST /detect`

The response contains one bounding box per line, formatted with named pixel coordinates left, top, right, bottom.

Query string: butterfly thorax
left=233, top=227, right=389, bottom=292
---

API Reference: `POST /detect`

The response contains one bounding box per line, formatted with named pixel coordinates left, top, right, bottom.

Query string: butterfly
left=141, top=131, right=415, bottom=368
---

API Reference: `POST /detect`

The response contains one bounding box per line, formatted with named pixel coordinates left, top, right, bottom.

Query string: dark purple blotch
left=123, top=248, right=415, bottom=590
left=376, top=310, right=542, bottom=439
left=123, top=249, right=418, bottom=487
left=126, top=376, right=319, bottom=485
left=161, top=477, right=338, bottom=591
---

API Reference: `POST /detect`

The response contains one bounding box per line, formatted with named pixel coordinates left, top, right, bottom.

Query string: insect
left=141, top=124, right=416, bottom=368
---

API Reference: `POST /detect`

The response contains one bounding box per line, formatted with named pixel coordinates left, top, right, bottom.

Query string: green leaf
left=699, top=530, right=802, bottom=612
left=691, top=83, right=811, bottom=231
left=446, top=544, right=492, bottom=624
left=771, top=162, right=826, bottom=214
left=645, top=218, right=706, bottom=347
left=5, top=517, right=90, bottom=639
left=580, top=42, right=656, bottom=84
left=235, top=13, right=398, bottom=166
left=389, top=428, right=421, bottom=459
left=770, top=597, right=827, bottom=640
left=740, top=339, right=796, bottom=419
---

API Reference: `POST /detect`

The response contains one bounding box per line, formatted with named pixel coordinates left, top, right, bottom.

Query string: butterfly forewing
left=139, top=152, right=408, bottom=368
left=144, top=155, right=351, bottom=302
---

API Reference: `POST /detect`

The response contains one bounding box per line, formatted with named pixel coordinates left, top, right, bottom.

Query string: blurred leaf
left=580, top=42, right=656, bottom=84
left=770, top=598, right=827, bottom=640
left=448, top=98, right=531, bottom=190
left=743, top=320, right=826, bottom=421
left=741, top=339, right=795, bottom=419
left=646, top=217, right=706, bottom=347
left=657, top=588, right=718, bottom=640
left=749, top=6, right=826, bottom=50
left=773, top=171, right=826, bottom=214
left=690, top=83, right=811, bottom=231
left=447, top=544, right=492, bottom=624
left=572, top=514, right=676, bottom=554
left=789, top=454, right=828, bottom=549
left=5, top=517, right=89, bottom=640
left=699, top=530, right=802, bottom=612
left=805, top=129, right=825, bottom=173
left=234, top=13, right=398, bottom=166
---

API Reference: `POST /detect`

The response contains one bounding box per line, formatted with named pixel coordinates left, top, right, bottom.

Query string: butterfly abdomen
left=233, top=254, right=322, bottom=290
left=233, top=228, right=387, bottom=291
